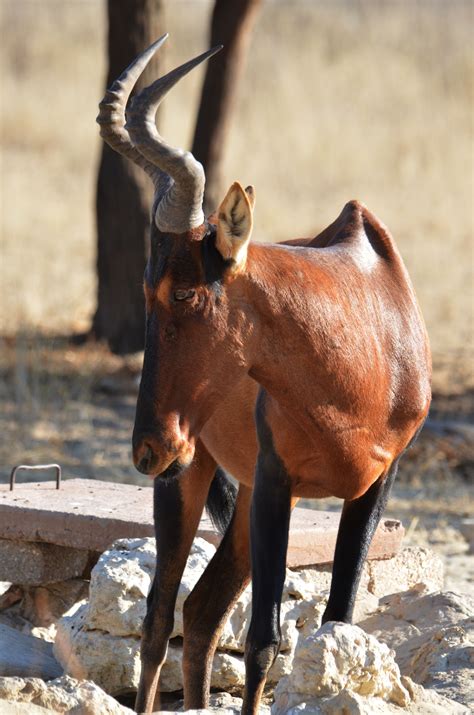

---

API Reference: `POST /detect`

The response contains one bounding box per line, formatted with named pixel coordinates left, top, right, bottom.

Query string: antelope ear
left=216, top=182, right=255, bottom=269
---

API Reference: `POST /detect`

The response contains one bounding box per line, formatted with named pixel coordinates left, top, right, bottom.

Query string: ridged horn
left=96, top=34, right=169, bottom=184
left=97, top=35, right=223, bottom=235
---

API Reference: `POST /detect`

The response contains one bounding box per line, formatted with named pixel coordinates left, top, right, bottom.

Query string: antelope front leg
left=134, top=441, right=216, bottom=714
left=242, top=393, right=292, bottom=715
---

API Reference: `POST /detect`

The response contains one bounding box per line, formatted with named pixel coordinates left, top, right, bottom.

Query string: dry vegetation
left=0, top=2, right=473, bottom=581
left=1, top=0, right=472, bottom=350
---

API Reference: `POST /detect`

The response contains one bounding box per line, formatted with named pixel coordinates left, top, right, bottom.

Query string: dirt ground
left=0, top=336, right=472, bottom=597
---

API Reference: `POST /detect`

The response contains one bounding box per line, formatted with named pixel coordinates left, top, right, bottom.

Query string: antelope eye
left=173, top=288, right=196, bottom=301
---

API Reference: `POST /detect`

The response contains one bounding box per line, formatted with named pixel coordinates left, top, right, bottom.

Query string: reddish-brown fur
left=136, top=200, right=430, bottom=499
left=133, top=199, right=430, bottom=714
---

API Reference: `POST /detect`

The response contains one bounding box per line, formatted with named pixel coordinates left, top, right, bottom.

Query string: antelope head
left=98, top=36, right=258, bottom=478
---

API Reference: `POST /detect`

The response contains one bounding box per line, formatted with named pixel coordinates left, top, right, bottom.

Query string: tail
left=206, top=467, right=238, bottom=535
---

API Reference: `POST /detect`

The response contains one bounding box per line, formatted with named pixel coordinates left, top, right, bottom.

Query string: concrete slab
left=200, top=510, right=404, bottom=566
left=0, top=479, right=404, bottom=565
left=0, top=540, right=90, bottom=585
left=0, top=480, right=154, bottom=552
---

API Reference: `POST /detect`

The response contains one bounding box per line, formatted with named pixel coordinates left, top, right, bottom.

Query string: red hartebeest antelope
left=97, top=35, right=431, bottom=715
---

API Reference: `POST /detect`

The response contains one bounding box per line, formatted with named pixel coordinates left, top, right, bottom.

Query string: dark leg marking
left=242, top=390, right=292, bottom=715
left=135, top=444, right=215, bottom=714
left=182, top=485, right=252, bottom=709
left=322, top=457, right=400, bottom=624
left=322, top=422, right=426, bottom=625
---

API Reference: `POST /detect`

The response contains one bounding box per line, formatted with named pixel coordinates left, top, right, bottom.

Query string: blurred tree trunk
left=93, top=0, right=164, bottom=354
left=192, top=0, right=262, bottom=215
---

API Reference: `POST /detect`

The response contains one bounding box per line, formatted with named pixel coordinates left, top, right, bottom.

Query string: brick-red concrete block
left=200, top=509, right=404, bottom=567
left=0, top=480, right=154, bottom=551
left=0, top=479, right=404, bottom=565
left=0, top=539, right=90, bottom=585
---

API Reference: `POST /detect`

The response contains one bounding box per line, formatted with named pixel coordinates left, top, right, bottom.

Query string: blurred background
left=0, top=1, right=472, bottom=574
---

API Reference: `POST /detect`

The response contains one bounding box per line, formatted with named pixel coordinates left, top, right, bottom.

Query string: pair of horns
left=97, top=34, right=222, bottom=234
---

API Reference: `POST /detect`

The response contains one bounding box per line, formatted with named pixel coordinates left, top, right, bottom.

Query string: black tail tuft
left=206, top=467, right=238, bottom=535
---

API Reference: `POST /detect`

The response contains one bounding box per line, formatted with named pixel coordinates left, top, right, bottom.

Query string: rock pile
left=360, top=586, right=474, bottom=709
left=2, top=528, right=471, bottom=714
left=53, top=535, right=453, bottom=702
left=272, top=621, right=469, bottom=714
left=0, top=675, right=133, bottom=714
left=54, top=537, right=313, bottom=693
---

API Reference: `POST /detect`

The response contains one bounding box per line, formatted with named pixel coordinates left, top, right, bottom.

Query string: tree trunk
left=192, top=0, right=262, bottom=216
left=93, top=0, right=164, bottom=354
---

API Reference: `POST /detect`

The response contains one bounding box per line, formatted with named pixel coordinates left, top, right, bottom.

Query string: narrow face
left=132, top=182, right=256, bottom=478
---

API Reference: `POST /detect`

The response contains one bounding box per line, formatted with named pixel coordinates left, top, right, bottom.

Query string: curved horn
left=96, top=34, right=169, bottom=185
left=125, top=45, right=223, bottom=234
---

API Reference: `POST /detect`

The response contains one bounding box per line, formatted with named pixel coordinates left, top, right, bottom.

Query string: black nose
left=137, top=444, right=154, bottom=474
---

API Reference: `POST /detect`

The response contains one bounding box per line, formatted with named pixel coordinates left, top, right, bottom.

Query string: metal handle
left=10, top=464, right=62, bottom=491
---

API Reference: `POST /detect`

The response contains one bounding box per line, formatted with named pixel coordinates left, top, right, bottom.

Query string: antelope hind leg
left=182, top=483, right=252, bottom=709
left=322, top=457, right=400, bottom=624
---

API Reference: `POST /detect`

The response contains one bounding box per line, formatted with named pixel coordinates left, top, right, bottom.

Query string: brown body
left=133, top=198, right=430, bottom=714
left=201, top=202, right=430, bottom=499
left=97, top=37, right=431, bottom=715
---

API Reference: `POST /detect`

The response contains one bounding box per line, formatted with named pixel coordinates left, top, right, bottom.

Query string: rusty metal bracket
left=9, top=464, right=62, bottom=491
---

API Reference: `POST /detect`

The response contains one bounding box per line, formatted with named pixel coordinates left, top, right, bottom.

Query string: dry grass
left=0, top=0, right=472, bottom=497
left=0, top=333, right=146, bottom=485
left=0, top=0, right=472, bottom=353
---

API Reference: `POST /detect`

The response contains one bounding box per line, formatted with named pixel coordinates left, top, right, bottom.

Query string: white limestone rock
left=409, top=622, right=474, bottom=707
left=361, top=586, right=472, bottom=653
left=84, top=536, right=327, bottom=655
left=54, top=536, right=450, bottom=700
left=275, top=688, right=469, bottom=714
left=364, top=546, right=444, bottom=597
left=0, top=701, right=53, bottom=713
left=286, top=544, right=444, bottom=624
left=273, top=622, right=411, bottom=710
left=360, top=586, right=474, bottom=707
left=159, top=643, right=247, bottom=693
left=79, top=537, right=153, bottom=637
left=55, top=602, right=247, bottom=694
left=55, top=599, right=302, bottom=695
left=86, top=537, right=216, bottom=638
left=84, top=537, right=443, bottom=651
left=272, top=622, right=469, bottom=715
left=220, top=578, right=327, bottom=656
left=0, top=675, right=133, bottom=714
left=55, top=602, right=139, bottom=692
